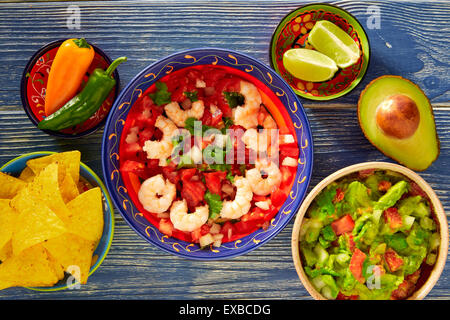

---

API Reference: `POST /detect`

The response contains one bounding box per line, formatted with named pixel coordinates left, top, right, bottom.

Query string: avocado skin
left=357, top=75, right=440, bottom=171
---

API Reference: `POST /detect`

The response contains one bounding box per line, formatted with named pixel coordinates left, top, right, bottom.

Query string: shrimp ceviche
left=119, top=65, right=299, bottom=248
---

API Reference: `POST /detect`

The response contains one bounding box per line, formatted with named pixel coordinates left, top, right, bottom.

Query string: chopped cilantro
left=184, top=91, right=198, bottom=102
left=149, top=81, right=171, bottom=106
left=185, top=117, right=217, bottom=136
left=223, top=91, right=245, bottom=108
left=226, top=171, right=234, bottom=183
left=204, top=191, right=223, bottom=219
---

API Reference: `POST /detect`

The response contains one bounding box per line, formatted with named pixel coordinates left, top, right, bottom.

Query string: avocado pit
left=375, top=94, right=420, bottom=139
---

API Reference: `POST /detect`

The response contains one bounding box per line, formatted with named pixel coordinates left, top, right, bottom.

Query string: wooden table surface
left=0, top=0, right=448, bottom=300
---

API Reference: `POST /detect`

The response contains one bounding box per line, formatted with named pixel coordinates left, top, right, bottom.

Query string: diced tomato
left=241, top=209, right=265, bottom=223
left=138, top=127, right=154, bottom=146
left=122, top=142, right=142, bottom=160
left=120, top=160, right=148, bottom=180
left=358, top=169, right=375, bottom=179
left=336, top=292, right=359, bottom=300
left=134, top=98, right=159, bottom=128
left=201, top=107, right=212, bottom=126
left=203, top=171, right=227, bottom=195
left=349, top=248, right=366, bottom=283
left=333, top=188, right=345, bottom=203
left=180, top=168, right=197, bottom=181
left=233, top=220, right=259, bottom=235
left=331, top=214, right=355, bottom=236
left=271, top=188, right=288, bottom=207
left=158, top=218, right=174, bottom=237
left=378, top=180, right=392, bottom=192
left=162, top=166, right=180, bottom=186
left=279, top=145, right=299, bottom=159
left=180, top=169, right=206, bottom=209
left=384, top=248, right=404, bottom=272
left=383, top=207, right=403, bottom=230
left=220, top=221, right=235, bottom=242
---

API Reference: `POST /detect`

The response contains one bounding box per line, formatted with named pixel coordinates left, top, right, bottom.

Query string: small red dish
left=20, top=39, right=120, bottom=138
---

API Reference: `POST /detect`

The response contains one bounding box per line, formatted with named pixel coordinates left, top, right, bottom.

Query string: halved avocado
left=358, top=75, right=440, bottom=171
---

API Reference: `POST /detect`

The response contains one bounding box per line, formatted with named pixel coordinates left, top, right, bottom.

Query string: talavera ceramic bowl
left=102, top=48, right=314, bottom=260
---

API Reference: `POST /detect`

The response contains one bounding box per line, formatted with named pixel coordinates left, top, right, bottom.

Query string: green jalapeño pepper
left=38, top=56, right=127, bottom=131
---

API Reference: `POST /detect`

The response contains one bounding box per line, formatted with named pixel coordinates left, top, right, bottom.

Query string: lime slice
left=308, top=20, right=361, bottom=69
left=283, top=48, right=338, bottom=82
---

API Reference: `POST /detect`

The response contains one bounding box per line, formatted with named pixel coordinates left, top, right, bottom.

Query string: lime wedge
left=283, top=48, right=338, bottom=82
left=308, top=20, right=361, bottom=69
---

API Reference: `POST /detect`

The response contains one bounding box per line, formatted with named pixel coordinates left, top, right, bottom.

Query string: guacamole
left=299, top=169, right=440, bottom=300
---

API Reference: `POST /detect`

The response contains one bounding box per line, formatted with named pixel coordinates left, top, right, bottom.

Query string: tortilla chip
left=0, top=172, right=26, bottom=199
left=60, top=172, right=80, bottom=204
left=26, top=151, right=81, bottom=184
left=10, top=187, right=66, bottom=255
left=43, top=233, right=95, bottom=285
left=0, top=199, right=16, bottom=251
left=45, top=249, right=66, bottom=281
left=66, top=187, right=104, bottom=242
left=0, top=240, right=12, bottom=262
left=0, top=244, right=60, bottom=289
left=18, top=166, right=35, bottom=183
left=27, top=162, right=71, bottom=222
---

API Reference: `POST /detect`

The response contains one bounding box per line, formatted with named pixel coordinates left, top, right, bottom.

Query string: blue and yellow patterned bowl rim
left=0, top=151, right=115, bottom=291
left=101, top=48, right=313, bottom=260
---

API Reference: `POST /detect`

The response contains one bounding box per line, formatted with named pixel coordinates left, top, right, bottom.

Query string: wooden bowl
left=291, top=161, right=448, bottom=300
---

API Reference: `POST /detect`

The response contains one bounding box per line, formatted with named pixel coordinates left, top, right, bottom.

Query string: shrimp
left=138, top=174, right=176, bottom=214
left=142, top=115, right=179, bottom=166
left=232, top=81, right=262, bottom=129
left=164, top=100, right=205, bottom=127
left=241, top=128, right=270, bottom=153
left=169, top=199, right=209, bottom=232
left=242, top=108, right=278, bottom=154
left=257, top=107, right=277, bottom=129
left=220, top=176, right=253, bottom=219
left=245, top=159, right=282, bottom=196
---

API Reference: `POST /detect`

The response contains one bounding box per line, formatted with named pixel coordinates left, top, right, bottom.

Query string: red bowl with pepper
left=20, top=39, right=120, bottom=138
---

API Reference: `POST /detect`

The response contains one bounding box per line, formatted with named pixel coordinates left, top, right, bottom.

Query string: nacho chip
left=26, top=150, right=81, bottom=184
left=11, top=187, right=66, bottom=255
left=27, top=162, right=71, bottom=222
left=60, top=171, right=80, bottom=204
left=0, top=172, right=26, bottom=199
left=43, top=233, right=95, bottom=285
left=0, top=199, right=16, bottom=251
left=18, top=166, right=35, bottom=183
left=0, top=244, right=60, bottom=289
left=45, top=249, right=66, bottom=281
left=66, top=187, right=104, bottom=242
left=0, top=240, right=12, bottom=262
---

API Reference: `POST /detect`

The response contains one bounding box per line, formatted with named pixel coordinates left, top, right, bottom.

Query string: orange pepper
left=44, top=38, right=94, bottom=116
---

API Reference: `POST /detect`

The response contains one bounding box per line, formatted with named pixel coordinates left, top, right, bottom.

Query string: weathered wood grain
left=0, top=0, right=448, bottom=300
left=0, top=0, right=448, bottom=108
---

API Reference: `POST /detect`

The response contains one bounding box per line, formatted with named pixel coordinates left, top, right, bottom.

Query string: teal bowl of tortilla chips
left=0, top=151, right=114, bottom=291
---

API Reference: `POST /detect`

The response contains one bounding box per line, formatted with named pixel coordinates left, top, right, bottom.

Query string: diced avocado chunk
left=374, top=180, right=409, bottom=211
left=301, top=245, right=318, bottom=267
left=320, top=275, right=339, bottom=299
left=314, top=243, right=329, bottom=265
